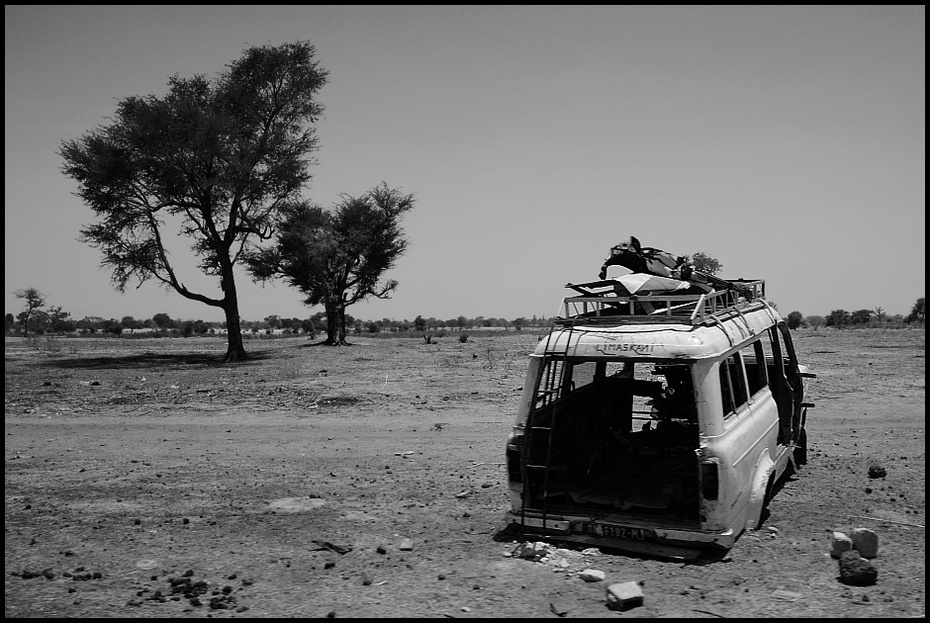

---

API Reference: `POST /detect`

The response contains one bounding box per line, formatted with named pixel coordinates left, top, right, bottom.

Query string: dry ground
left=4, top=327, right=925, bottom=618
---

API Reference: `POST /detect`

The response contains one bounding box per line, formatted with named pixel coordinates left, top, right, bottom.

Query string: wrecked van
left=505, top=278, right=814, bottom=559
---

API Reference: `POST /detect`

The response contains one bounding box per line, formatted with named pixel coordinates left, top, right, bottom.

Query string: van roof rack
left=554, top=277, right=767, bottom=327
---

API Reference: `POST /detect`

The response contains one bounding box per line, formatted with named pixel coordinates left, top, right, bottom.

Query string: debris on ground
left=311, top=540, right=352, bottom=555
left=850, top=527, right=879, bottom=559
left=838, top=550, right=878, bottom=586
left=770, top=589, right=802, bottom=602
left=578, top=569, right=605, bottom=583
left=831, top=532, right=853, bottom=559
left=606, top=581, right=644, bottom=611
left=508, top=541, right=604, bottom=575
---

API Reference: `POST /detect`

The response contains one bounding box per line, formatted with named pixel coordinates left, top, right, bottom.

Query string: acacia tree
left=14, top=288, right=46, bottom=338
left=248, top=183, right=415, bottom=345
left=826, top=309, right=850, bottom=327
left=905, top=297, right=925, bottom=324
left=59, top=41, right=328, bottom=361
left=687, top=252, right=723, bottom=276
left=850, top=309, right=873, bottom=325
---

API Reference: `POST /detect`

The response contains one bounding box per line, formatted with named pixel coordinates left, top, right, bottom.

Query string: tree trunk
left=322, top=298, right=349, bottom=345
left=323, top=302, right=340, bottom=345
left=221, top=271, right=248, bottom=362
left=223, top=304, right=247, bottom=361
left=337, top=299, right=349, bottom=345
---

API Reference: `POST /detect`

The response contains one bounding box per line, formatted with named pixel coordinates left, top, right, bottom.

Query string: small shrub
left=459, top=333, right=469, bottom=343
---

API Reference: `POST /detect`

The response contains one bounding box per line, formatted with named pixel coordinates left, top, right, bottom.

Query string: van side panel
left=696, top=359, right=781, bottom=534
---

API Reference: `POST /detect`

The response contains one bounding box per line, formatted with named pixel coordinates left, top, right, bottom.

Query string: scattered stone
left=17, top=568, right=54, bottom=580
left=851, top=527, right=879, bottom=559
left=579, top=569, right=605, bottom=583
left=606, top=581, right=644, bottom=611
left=868, top=463, right=887, bottom=479
left=838, top=550, right=878, bottom=586
left=513, top=542, right=547, bottom=560
left=209, top=597, right=230, bottom=609
left=831, top=532, right=853, bottom=559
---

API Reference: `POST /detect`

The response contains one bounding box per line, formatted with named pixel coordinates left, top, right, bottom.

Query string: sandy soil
left=4, top=328, right=925, bottom=618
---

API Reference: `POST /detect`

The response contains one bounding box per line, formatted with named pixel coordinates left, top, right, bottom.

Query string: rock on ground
left=850, top=527, right=878, bottom=559
left=838, top=550, right=878, bottom=586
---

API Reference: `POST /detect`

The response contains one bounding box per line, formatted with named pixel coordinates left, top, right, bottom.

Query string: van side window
left=719, top=353, right=749, bottom=418
left=745, top=340, right=769, bottom=397
left=536, top=359, right=567, bottom=407
left=570, top=361, right=597, bottom=389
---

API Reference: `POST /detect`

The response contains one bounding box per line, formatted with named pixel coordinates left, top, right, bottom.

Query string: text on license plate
left=582, top=523, right=647, bottom=540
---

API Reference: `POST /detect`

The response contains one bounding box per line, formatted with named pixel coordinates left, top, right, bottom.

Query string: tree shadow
left=34, top=348, right=275, bottom=371
left=304, top=340, right=353, bottom=347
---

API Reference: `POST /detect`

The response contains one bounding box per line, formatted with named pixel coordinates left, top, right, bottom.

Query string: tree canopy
left=687, top=252, right=723, bottom=276
left=248, top=183, right=415, bottom=345
left=905, top=297, right=925, bottom=324
left=14, top=288, right=46, bottom=338
left=59, top=41, right=328, bottom=361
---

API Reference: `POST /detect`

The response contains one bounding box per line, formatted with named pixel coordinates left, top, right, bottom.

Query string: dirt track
left=4, top=328, right=925, bottom=617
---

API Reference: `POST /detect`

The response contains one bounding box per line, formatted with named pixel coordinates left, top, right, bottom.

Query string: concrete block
left=851, top=527, right=878, bottom=559
left=606, top=581, right=644, bottom=611
left=830, top=531, right=853, bottom=559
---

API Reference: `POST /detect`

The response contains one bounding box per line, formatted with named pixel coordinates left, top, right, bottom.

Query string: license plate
left=582, top=523, right=647, bottom=540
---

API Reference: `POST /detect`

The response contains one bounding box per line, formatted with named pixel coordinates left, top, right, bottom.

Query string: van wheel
left=794, top=426, right=808, bottom=467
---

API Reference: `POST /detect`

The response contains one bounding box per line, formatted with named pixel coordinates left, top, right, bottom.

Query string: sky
left=5, top=6, right=925, bottom=324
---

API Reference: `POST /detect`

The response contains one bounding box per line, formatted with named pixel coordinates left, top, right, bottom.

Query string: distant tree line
left=8, top=288, right=924, bottom=338
left=783, top=297, right=925, bottom=330
left=4, top=297, right=551, bottom=338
